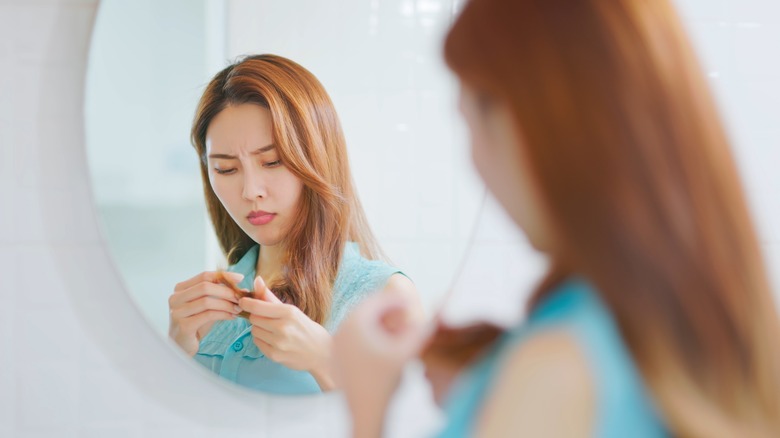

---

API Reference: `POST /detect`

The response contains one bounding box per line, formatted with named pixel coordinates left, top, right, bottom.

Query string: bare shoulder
left=476, top=329, right=595, bottom=437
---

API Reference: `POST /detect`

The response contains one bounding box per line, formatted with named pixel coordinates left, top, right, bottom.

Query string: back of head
left=439, top=0, right=780, bottom=434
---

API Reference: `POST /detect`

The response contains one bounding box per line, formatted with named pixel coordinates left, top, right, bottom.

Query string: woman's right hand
left=168, top=271, right=246, bottom=356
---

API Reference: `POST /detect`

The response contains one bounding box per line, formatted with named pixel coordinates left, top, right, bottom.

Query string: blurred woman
left=333, top=0, right=780, bottom=436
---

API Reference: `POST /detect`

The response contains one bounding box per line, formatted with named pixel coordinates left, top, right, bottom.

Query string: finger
left=248, top=314, right=283, bottom=333
left=356, top=293, right=408, bottom=324
left=356, top=294, right=429, bottom=353
left=253, top=275, right=268, bottom=293
left=182, top=309, right=236, bottom=334
left=252, top=336, right=276, bottom=359
left=251, top=325, right=277, bottom=344
left=169, top=282, right=240, bottom=308
left=174, top=271, right=218, bottom=293
left=172, top=295, right=242, bottom=320
left=215, top=271, right=249, bottom=296
left=376, top=299, right=430, bottom=337
left=253, top=276, right=282, bottom=303
left=262, top=287, right=283, bottom=304
left=239, top=297, right=289, bottom=318
left=174, top=271, right=244, bottom=293
left=218, top=271, right=246, bottom=286
left=380, top=305, right=408, bottom=334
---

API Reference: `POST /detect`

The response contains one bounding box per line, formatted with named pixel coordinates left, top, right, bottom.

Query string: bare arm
left=476, top=330, right=595, bottom=437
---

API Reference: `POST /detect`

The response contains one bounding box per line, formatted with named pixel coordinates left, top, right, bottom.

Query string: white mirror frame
left=42, top=2, right=448, bottom=435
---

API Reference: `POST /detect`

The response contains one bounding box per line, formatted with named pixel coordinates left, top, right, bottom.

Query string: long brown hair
left=191, top=54, right=383, bottom=324
left=424, top=0, right=780, bottom=435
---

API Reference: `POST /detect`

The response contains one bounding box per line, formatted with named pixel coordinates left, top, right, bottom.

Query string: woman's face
left=458, top=84, right=550, bottom=251
left=205, top=103, right=304, bottom=248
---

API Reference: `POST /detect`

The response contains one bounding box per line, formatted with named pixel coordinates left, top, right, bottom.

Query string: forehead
left=205, top=103, right=273, bottom=152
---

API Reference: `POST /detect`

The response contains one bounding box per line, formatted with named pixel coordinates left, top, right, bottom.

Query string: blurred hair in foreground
left=422, top=0, right=780, bottom=435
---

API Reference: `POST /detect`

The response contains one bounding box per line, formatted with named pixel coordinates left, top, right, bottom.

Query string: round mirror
left=85, top=0, right=483, bottom=396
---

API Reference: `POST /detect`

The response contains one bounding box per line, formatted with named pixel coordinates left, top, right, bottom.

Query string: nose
left=241, top=165, right=267, bottom=201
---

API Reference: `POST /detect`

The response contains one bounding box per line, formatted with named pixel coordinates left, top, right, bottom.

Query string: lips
left=247, top=210, right=276, bottom=226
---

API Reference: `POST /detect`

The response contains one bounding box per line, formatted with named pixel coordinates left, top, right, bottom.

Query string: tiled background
left=84, top=0, right=487, bottom=337
left=1, top=0, right=779, bottom=437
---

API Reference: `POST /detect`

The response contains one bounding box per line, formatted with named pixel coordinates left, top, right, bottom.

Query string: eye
left=213, top=167, right=237, bottom=175
left=264, top=160, right=282, bottom=168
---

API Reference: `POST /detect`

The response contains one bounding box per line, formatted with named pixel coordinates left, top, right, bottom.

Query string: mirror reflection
left=85, top=0, right=483, bottom=395
left=171, top=54, right=422, bottom=394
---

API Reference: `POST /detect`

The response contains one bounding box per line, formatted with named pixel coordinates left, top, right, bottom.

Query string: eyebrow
left=207, top=144, right=276, bottom=160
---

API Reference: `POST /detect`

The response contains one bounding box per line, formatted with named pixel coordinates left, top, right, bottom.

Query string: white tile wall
left=0, top=123, right=14, bottom=242
left=0, top=248, right=16, bottom=436
left=225, top=0, right=484, bottom=312
left=1, top=0, right=779, bottom=437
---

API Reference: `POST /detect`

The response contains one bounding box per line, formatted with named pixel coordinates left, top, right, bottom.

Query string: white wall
left=1, top=0, right=779, bottom=437
left=85, top=0, right=211, bottom=336
left=223, top=0, right=487, bottom=322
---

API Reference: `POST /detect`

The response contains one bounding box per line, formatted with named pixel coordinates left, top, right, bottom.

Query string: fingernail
left=233, top=305, right=242, bottom=313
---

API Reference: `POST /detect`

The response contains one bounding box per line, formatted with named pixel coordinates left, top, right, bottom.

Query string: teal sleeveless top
left=194, top=241, right=403, bottom=394
left=438, top=277, right=669, bottom=437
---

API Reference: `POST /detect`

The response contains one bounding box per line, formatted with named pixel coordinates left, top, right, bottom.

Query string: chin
left=250, top=236, right=278, bottom=247
left=249, top=231, right=283, bottom=247
left=234, top=223, right=274, bottom=246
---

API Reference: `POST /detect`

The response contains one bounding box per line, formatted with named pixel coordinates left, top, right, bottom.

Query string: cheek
left=469, top=130, right=499, bottom=189
left=275, top=170, right=305, bottom=211
left=465, top=111, right=498, bottom=181
left=208, top=174, right=222, bottom=199
left=209, top=174, right=235, bottom=211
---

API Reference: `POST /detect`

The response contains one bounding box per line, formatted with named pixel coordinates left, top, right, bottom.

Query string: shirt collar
left=227, top=245, right=259, bottom=291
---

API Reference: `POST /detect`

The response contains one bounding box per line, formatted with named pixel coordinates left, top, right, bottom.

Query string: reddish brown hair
left=424, top=0, right=780, bottom=435
left=191, top=54, right=383, bottom=324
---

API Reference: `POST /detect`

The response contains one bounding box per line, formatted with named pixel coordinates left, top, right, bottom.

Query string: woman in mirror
left=333, top=0, right=780, bottom=436
left=167, top=54, right=422, bottom=395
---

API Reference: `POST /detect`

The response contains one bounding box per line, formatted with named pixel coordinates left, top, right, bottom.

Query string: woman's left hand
left=331, top=287, right=428, bottom=438
left=238, top=276, right=335, bottom=389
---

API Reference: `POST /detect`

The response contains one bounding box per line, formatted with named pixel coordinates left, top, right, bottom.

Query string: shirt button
left=231, top=341, right=244, bottom=352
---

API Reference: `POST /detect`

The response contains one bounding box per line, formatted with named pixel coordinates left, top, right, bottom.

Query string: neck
left=257, top=243, right=284, bottom=284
